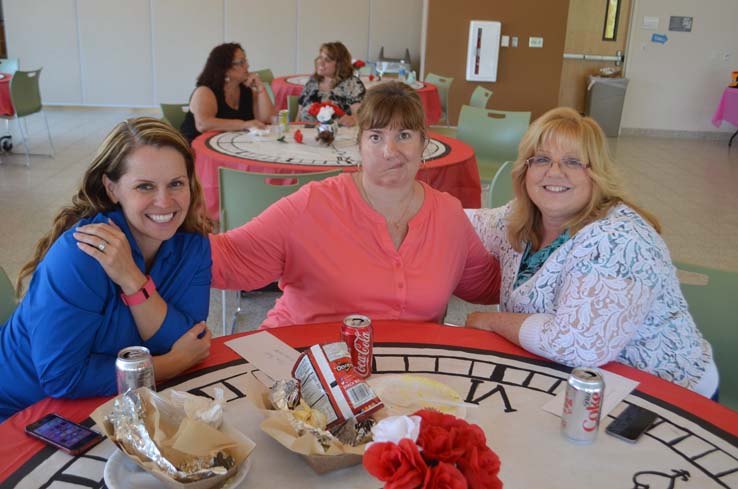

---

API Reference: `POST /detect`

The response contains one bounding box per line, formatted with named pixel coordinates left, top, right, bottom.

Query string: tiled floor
left=2, top=108, right=737, bottom=333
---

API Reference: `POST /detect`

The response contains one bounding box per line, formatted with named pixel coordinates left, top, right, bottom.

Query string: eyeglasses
left=231, top=59, right=248, bottom=67
left=525, top=155, right=590, bottom=171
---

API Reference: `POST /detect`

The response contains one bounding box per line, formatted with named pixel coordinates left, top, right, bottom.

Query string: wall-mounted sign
left=669, top=16, right=693, bottom=32
left=651, top=33, right=668, bottom=44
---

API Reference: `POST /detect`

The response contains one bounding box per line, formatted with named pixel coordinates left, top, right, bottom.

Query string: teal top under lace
left=514, top=230, right=570, bottom=289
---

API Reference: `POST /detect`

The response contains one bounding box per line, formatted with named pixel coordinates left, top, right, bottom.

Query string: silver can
left=561, top=367, right=605, bottom=444
left=116, top=346, right=156, bottom=394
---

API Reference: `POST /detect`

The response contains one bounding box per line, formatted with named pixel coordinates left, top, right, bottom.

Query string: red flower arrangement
left=353, top=59, right=366, bottom=69
left=307, top=101, right=345, bottom=122
left=363, top=409, right=503, bottom=489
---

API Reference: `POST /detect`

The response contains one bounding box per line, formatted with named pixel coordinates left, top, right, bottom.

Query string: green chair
left=425, top=73, right=454, bottom=126
left=673, top=261, right=738, bottom=411
left=287, top=95, right=299, bottom=122
left=0, top=68, right=54, bottom=166
left=0, top=266, right=16, bottom=325
left=253, top=69, right=274, bottom=84
left=469, top=86, right=493, bottom=108
left=488, top=160, right=514, bottom=208
left=0, top=58, right=19, bottom=74
left=160, top=103, right=188, bottom=132
left=456, top=105, right=531, bottom=183
left=217, top=167, right=341, bottom=334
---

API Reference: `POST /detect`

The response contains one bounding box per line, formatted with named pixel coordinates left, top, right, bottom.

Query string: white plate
left=104, top=449, right=252, bottom=489
left=368, top=374, right=467, bottom=419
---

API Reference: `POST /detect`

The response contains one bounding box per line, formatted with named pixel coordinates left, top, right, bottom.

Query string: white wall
left=621, top=0, right=738, bottom=133
left=3, top=0, right=422, bottom=107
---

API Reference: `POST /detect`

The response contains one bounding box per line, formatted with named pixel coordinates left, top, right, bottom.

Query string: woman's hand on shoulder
left=171, top=322, right=211, bottom=369
left=74, top=219, right=145, bottom=294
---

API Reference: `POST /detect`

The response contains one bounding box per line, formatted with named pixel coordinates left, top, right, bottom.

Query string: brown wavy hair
left=196, top=42, right=244, bottom=91
left=356, top=81, right=427, bottom=143
left=313, top=42, right=354, bottom=86
left=16, top=117, right=211, bottom=295
left=507, top=107, right=660, bottom=252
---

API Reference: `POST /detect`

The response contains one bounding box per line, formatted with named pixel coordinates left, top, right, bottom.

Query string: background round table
left=0, top=72, right=13, bottom=116
left=272, top=74, right=442, bottom=127
left=193, top=126, right=481, bottom=221
left=2, top=321, right=737, bottom=488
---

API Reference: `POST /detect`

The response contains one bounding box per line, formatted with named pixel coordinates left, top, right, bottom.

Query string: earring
left=225, top=76, right=230, bottom=82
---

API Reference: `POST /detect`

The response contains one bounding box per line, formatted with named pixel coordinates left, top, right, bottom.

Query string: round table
left=2, top=321, right=737, bottom=488
left=193, top=126, right=482, bottom=221
left=272, top=74, right=442, bottom=127
left=0, top=72, right=13, bottom=116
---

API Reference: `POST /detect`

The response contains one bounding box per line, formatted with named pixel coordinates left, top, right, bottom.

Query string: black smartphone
left=605, top=404, right=658, bottom=443
left=25, top=413, right=105, bottom=455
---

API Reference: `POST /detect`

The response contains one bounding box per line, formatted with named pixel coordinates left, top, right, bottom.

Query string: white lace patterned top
left=465, top=203, right=716, bottom=393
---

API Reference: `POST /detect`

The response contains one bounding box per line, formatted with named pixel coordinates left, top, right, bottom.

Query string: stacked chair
left=160, top=103, right=188, bottom=133
left=217, top=167, right=341, bottom=334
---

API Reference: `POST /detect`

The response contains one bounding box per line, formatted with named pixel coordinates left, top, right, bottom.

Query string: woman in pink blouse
left=210, top=82, right=500, bottom=328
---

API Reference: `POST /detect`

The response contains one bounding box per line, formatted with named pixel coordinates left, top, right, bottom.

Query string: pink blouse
left=210, top=173, right=500, bottom=328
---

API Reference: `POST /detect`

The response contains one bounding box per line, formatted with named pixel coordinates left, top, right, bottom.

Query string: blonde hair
left=16, top=117, right=211, bottom=295
left=507, top=107, right=660, bottom=252
left=356, top=81, right=427, bottom=142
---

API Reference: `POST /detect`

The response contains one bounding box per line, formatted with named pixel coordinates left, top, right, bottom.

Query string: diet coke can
left=341, top=314, right=373, bottom=378
left=116, top=346, right=156, bottom=394
left=561, top=367, right=605, bottom=444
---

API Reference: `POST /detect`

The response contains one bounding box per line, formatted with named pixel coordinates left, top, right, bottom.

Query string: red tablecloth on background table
left=712, top=87, right=738, bottom=147
left=2, top=321, right=737, bottom=488
left=193, top=128, right=481, bottom=221
left=272, top=74, right=442, bottom=127
left=0, top=72, right=14, bottom=116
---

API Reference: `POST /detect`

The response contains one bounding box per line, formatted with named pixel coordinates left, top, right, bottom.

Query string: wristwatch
left=120, top=275, right=156, bottom=306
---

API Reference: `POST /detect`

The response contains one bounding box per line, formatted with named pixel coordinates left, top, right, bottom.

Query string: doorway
left=558, top=0, right=632, bottom=113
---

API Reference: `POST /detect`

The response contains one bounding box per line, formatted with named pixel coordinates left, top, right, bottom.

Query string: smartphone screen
left=25, top=413, right=104, bottom=455
left=605, top=404, right=658, bottom=443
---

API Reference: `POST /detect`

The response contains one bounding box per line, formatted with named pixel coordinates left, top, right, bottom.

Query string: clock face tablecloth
left=3, top=322, right=737, bottom=488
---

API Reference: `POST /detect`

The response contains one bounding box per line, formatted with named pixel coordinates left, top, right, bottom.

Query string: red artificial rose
left=423, top=461, right=468, bottom=489
left=294, top=129, right=303, bottom=143
left=363, top=439, right=429, bottom=489
left=417, top=424, right=465, bottom=465
left=458, top=447, right=503, bottom=489
left=415, top=409, right=463, bottom=431
left=453, top=424, right=488, bottom=455
left=369, top=74, right=375, bottom=81
left=353, top=59, right=366, bottom=69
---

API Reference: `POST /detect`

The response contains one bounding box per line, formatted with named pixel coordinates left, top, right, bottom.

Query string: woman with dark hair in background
left=181, top=42, right=274, bottom=142
left=297, top=41, right=365, bottom=126
left=0, top=118, right=213, bottom=420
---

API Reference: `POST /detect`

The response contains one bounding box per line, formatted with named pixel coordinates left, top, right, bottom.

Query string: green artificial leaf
left=276, top=136, right=286, bottom=143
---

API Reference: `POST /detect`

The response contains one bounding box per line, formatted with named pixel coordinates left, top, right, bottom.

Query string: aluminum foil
left=107, top=390, right=233, bottom=482
left=332, top=417, right=375, bottom=447
left=269, top=379, right=300, bottom=410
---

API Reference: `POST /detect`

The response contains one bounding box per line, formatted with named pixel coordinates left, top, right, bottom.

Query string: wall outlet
left=528, top=37, right=543, bottom=48
left=501, top=35, right=510, bottom=47
left=511, top=36, right=518, bottom=48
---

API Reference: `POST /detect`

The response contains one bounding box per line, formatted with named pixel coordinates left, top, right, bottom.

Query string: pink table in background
left=272, top=74, right=442, bottom=127
left=193, top=126, right=481, bottom=221
left=0, top=73, right=13, bottom=116
left=711, top=87, right=738, bottom=147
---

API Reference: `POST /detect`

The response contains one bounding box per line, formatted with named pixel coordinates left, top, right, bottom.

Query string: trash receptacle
left=585, top=76, right=628, bottom=137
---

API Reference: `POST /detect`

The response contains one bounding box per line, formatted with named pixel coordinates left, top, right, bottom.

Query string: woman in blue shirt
left=0, top=117, right=213, bottom=421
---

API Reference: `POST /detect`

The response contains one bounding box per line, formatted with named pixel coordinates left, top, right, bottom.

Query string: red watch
left=120, top=275, right=156, bottom=306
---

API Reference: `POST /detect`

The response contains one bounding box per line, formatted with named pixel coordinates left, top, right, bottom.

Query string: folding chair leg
left=230, top=290, right=244, bottom=335
left=42, top=110, right=55, bottom=157
left=15, top=115, right=30, bottom=166
left=221, top=289, right=228, bottom=336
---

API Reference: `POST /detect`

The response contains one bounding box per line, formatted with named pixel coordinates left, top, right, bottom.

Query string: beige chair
left=160, top=103, right=188, bottom=133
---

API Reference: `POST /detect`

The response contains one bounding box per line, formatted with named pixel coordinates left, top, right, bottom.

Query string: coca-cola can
left=116, top=346, right=156, bottom=394
left=561, top=367, right=605, bottom=444
left=341, top=314, right=373, bottom=378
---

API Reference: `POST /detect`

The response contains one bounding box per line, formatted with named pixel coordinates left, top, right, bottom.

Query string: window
left=602, top=0, right=621, bottom=41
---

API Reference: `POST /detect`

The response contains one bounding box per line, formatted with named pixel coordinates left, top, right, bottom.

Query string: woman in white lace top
left=465, top=107, right=717, bottom=397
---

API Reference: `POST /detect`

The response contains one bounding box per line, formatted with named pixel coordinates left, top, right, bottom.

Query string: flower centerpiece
left=308, top=101, right=345, bottom=145
left=352, top=59, right=366, bottom=76
left=363, top=409, right=503, bottom=489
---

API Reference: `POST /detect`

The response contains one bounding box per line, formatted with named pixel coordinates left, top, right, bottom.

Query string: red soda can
left=341, top=314, right=373, bottom=378
left=561, top=367, right=605, bottom=444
